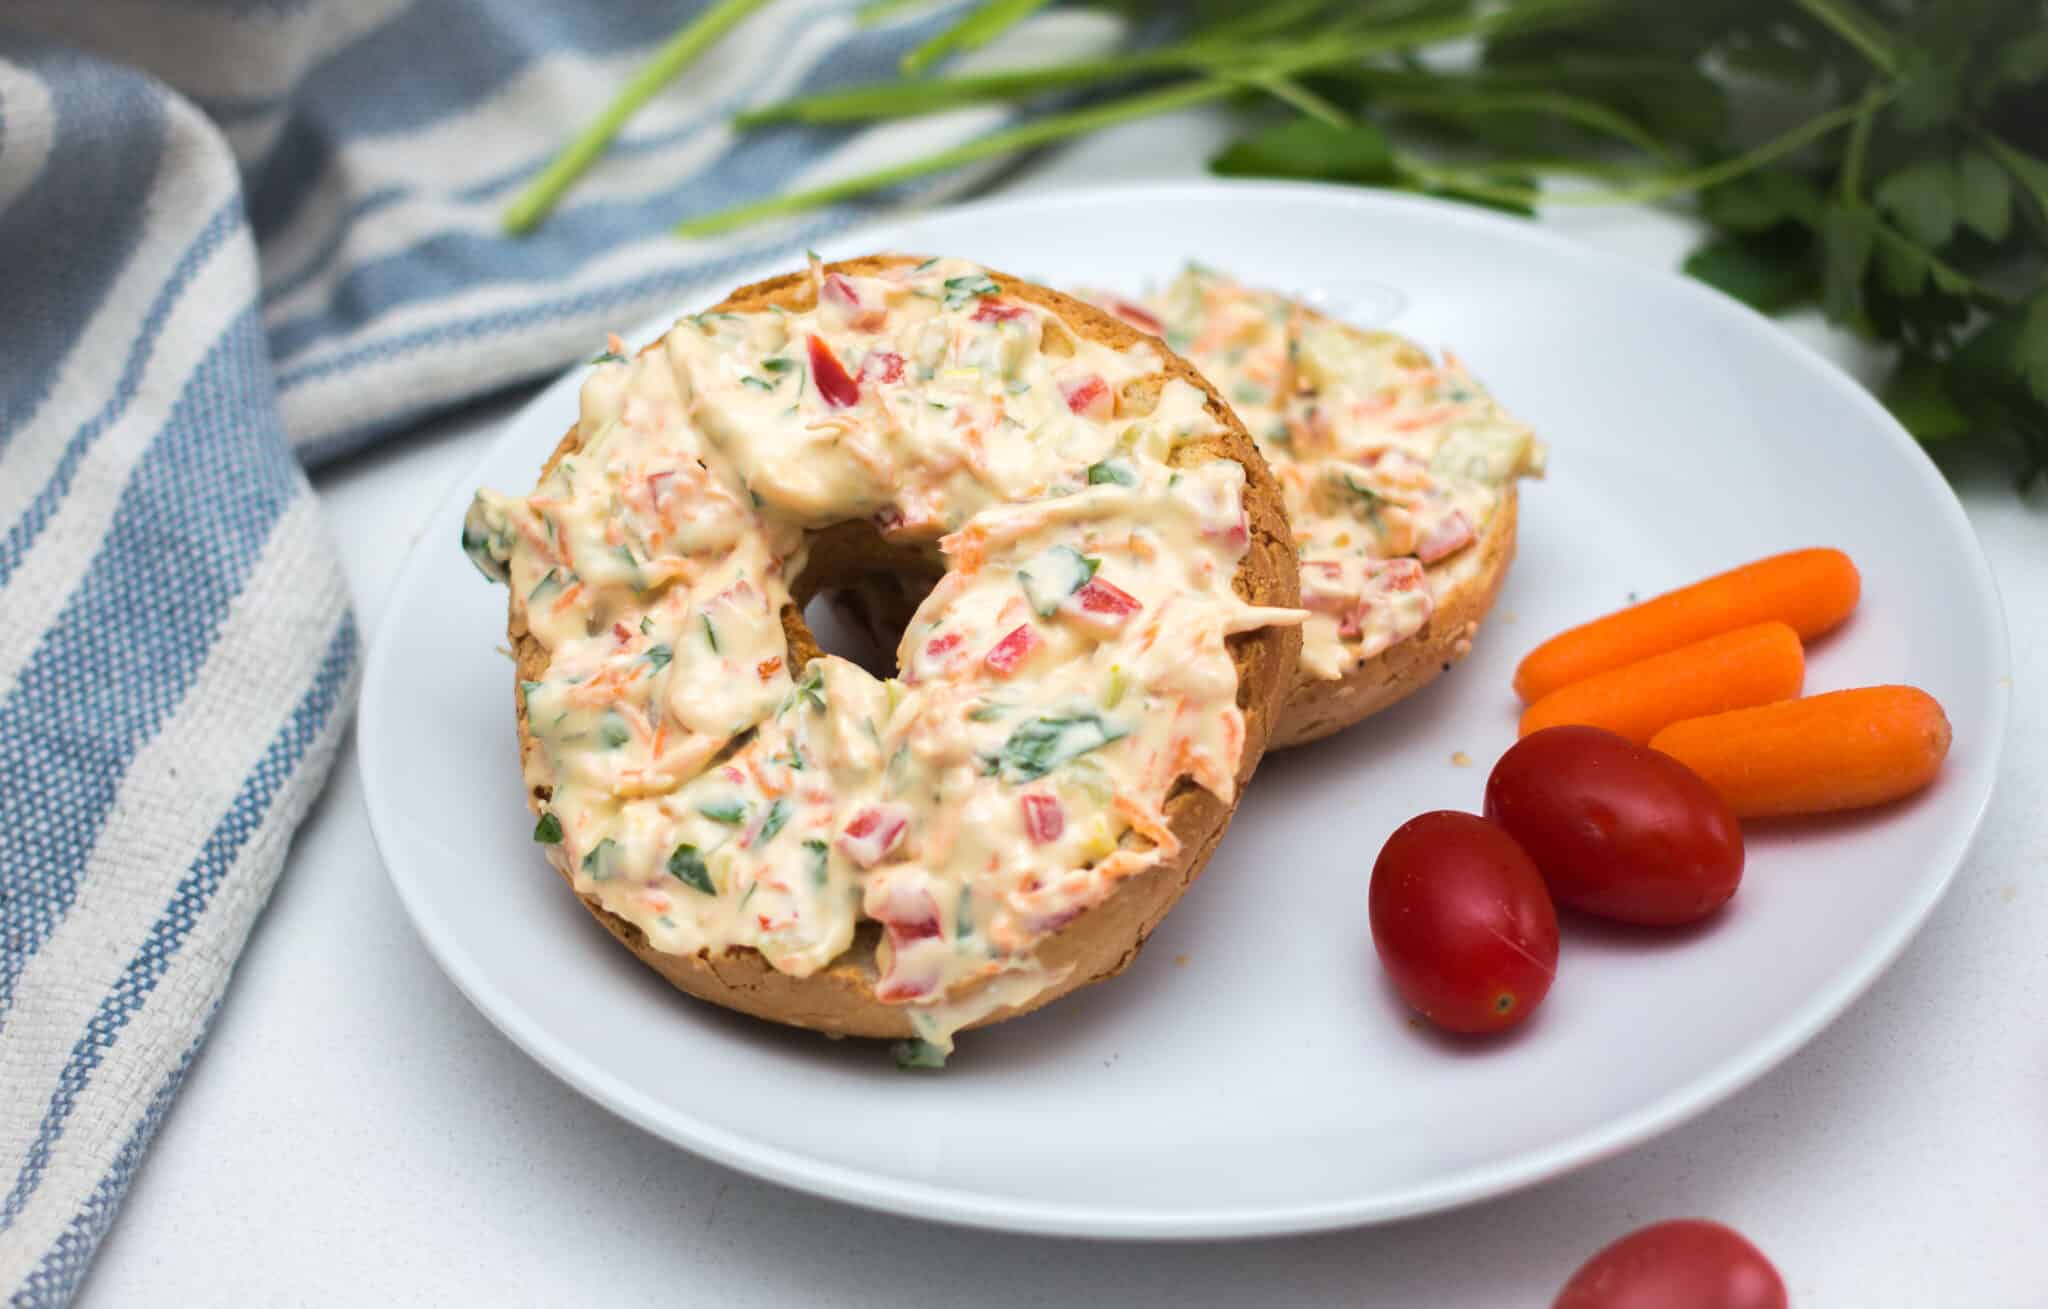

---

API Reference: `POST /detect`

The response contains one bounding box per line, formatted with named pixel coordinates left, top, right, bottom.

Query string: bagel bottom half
left=497, top=256, right=1301, bottom=1042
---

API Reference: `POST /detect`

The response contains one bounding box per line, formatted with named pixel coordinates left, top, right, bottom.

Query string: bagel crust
left=1096, top=269, right=1542, bottom=747
left=463, top=256, right=1300, bottom=1054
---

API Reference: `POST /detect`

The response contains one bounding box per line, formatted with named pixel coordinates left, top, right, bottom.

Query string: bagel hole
left=801, top=577, right=931, bottom=680
left=791, top=518, right=941, bottom=681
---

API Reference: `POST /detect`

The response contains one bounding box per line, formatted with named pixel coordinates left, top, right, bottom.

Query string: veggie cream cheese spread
left=464, top=257, right=1300, bottom=1053
left=1097, top=267, right=1543, bottom=680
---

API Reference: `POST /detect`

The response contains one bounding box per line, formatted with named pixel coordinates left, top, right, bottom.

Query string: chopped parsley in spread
left=464, top=257, right=1301, bottom=1054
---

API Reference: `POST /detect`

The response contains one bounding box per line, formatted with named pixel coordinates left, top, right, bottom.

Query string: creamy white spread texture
left=463, top=257, right=1299, bottom=1052
left=1096, top=267, right=1543, bottom=679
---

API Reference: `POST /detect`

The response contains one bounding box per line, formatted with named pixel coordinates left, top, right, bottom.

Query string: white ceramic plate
left=360, top=182, right=2008, bottom=1239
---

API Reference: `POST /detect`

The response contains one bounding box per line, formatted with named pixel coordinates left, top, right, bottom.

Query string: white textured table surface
left=81, top=115, right=2046, bottom=1306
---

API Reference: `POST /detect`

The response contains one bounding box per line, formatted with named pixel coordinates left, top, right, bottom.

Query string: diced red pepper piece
left=1061, top=375, right=1111, bottom=420
left=924, top=632, right=963, bottom=659
left=875, top=974, right=936, bottom=1003
left=1415, top=510, right=1474, bottom=564
left=822, top=273, right=860, bottom=309
left=1020, top=792, right=1064, bottom=844
left=860, top=349, right=905, bottom=384
left=807, top=333, right=859, bottom=408
left=1072, top=577, right=1140, bottom=619
left=983, top=624, right=1040, bottom=676
left=972, top=298, right=1028, bottom=324
left=612, top=622, right=633, bottom=643
left=756, top=656, right=783, bottom=681
left=838, top=804, right=910, bottom=867
left=1104, top=297, right=1164, bottom=335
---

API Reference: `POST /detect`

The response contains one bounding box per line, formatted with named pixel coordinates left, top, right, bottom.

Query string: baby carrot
left=1519, top=621, right=1804, bottom=744
left=1515, top=548, right=1860, bottom=703
left=1647, top=686, right=1950, bottom=818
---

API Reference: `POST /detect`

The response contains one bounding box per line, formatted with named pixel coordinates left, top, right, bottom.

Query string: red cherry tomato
left=1554, top=1219, right=1787, bottom=1309
left=1485, top=726, right=1743, bottom=927
left=1369, top=812, right=1559, bottom=1034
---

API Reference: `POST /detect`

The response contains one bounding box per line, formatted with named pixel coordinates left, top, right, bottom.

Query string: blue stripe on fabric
left=0, top=611, right=357, bottom=1237
left=256, top=0, right=956, bottom=360
left=244, top=0, right=734, bottom=239
left=284, top=207, right=850, bottom=466
left=0, top=307, right=299, bottom=1028
left=0, top=200, right=243, bottom=588
left=276, top=208, right=848, bottom=396
left=7, top=1020, right=209, bottom=1309
left=0, top=40, right=168, bottom=455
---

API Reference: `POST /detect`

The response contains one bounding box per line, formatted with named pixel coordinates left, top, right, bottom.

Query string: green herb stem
left=901, top=0, right=1052, bottom=78
left=737, top=0, right=1605, bottom=128
left=1244, top=73, right=1353, bottom=129
left=1421, top=88, right=1897, bottom=211
left=1790, top=0, right=1900, bottom=75
left=678, top=79, right=1234, bottom=237
left=503, top=0, right=772, bottom=234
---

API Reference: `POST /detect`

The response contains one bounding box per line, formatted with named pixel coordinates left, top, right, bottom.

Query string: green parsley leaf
left=1875, top=158, right=1958, bottom=248
left=1212, top=118, right=1398, bottom=185
left=667, top=843, right=715, bottom=895
left=533, top=812, right=563, bottom=844
left=757, top=796, right=792, bottom=845
left=985, top=711, right=1127, bottom=783
left=1684, top=234, right=1818, bottom=313
left=892, top=1038, right=947, bottom=1070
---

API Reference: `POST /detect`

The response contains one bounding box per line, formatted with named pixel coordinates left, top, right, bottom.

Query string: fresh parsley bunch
left=508, top=0, right=2048, bottom=487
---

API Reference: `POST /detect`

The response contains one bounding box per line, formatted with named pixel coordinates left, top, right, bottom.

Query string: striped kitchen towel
left=0, top=3, right=1122, bottom=1301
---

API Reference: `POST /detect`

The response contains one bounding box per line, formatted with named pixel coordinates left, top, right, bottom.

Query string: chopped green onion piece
left=893, top=1038, right=948, bottom=1070
left=668, top=843, right=715, bottom=895
left=533, top=813, right=563, bottom=844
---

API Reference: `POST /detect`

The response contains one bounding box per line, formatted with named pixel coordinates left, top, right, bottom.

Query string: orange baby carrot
left=1519, top=621, right=1804, bottom=744
left=1647, top=686, right=1950, bottom=818
left=1514, top=548, right=1860, bottom=703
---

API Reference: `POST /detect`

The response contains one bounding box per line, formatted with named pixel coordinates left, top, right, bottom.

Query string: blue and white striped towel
left=0, top=3, right=1123, bottom=1300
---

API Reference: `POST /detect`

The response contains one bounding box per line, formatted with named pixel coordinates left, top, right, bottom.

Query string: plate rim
left=358, top=178, right=2012, bottom=1240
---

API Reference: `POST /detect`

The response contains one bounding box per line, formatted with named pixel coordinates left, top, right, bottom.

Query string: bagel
left=1094, top=267, right=1543, bottom=747
left=462, top=255, right=1302, bottom=1057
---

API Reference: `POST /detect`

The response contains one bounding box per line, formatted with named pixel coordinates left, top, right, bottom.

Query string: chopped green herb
left=955, top=887, right=973, bottom=940
left=640, top=615, right=654, bottom=635
left=519, top=679, right=542, bottom=705
left=702, top=614, right=720, bottom=653
left=757, top=796, right=792, bottom=844
left=667, top=843, right=715, bottom=895
left=598, top=712, right=632, bottom=749
left=698, top=799, right=747, bottom=824
left=1085, top=457, right=1137, bottom=487
left=580, top=837, right=618, bottom=879
left=892, top=1038, right=948, bottom=1070
left=914, top=256, right=940, bottom=271
left=533, top=812, right=563, bottom=844
left=966, top=702, right=1006, bottom=722
left=760, top=356, right=796, bottom=374
left=612, top=544, right=642, bottom=587
left=941, top=272, right=1000, bottom=307
left=740, top=375, right=774, bottom=390
left=645, top=643, right=672, bottom=670
left=985, top=711, right=1128, bottom=783
left=528, top=568, right=564, bottom=603
left=588, top=350, right=625, bottom=365
left=803, top=838, right=830, bottom=889
left=1018, top=544, right=1100, bottom=617
left=794, top=664, right=827, bottom=711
